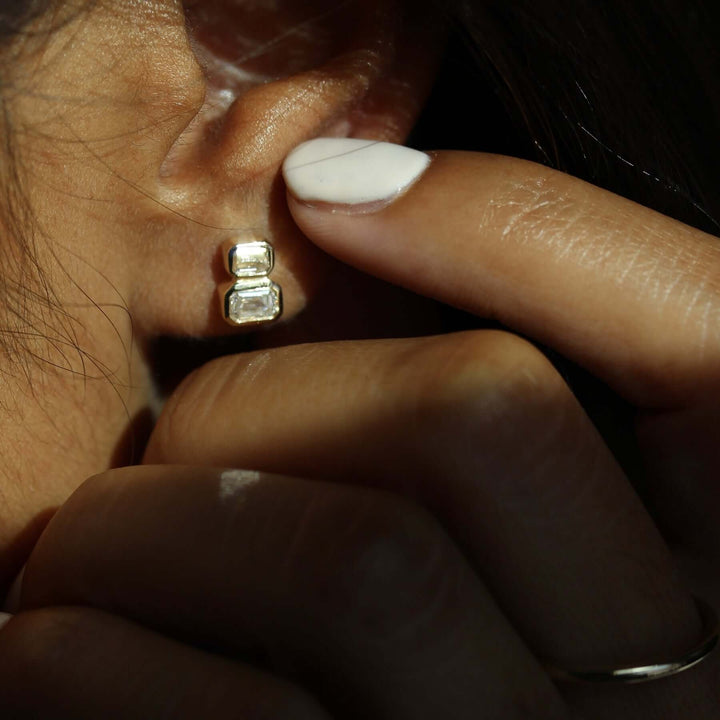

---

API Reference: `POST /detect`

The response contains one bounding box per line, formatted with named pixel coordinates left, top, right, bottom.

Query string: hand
left=283, top=145, right=720, bottom=551
left=0, top=332, right=612, bottom=719
left=1, top=146, right=718, bottom=719
left=281, top=144, right=720, bottom=714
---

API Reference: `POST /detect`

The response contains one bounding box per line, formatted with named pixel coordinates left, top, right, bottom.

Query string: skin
left=0, top=0, right=442, bottom=584
left=0, top=1, right=719, bottom=718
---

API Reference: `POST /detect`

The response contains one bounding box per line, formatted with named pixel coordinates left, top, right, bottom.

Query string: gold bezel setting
left=220, top=237, right=283, bottom=326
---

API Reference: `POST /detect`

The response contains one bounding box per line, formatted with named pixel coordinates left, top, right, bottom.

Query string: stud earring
left=219, top=236, right=283, bottom=326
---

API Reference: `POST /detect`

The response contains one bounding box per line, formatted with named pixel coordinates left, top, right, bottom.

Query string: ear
left=137, top=54, right=378, bottom=338
left=26, top=0, right=442, bottom=338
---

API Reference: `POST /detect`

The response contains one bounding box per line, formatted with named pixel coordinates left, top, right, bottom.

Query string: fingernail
left=282, top=138, right=430, bottom=208
left=0, top=612, right=13, bottom=631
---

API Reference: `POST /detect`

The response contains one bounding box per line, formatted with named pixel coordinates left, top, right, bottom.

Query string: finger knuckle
left=399, top=331, right=600, bottom=499
left=477, top=331, right=570, bottom=420
left=311, top=493, right=459, bottom=641
left=458, top=331, right=600, bottom=485
left=404, top=330, right=566, bottom=426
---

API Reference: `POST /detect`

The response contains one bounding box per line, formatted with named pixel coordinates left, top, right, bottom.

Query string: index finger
left=283, top=141, right=720, bottom=408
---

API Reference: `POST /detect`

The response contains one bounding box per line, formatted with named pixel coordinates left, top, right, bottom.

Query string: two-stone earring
left=219, top=236, right=283, bottom=326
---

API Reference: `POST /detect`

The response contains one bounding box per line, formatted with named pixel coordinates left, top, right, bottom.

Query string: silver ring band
left=544, top=595, right=719, bottom=684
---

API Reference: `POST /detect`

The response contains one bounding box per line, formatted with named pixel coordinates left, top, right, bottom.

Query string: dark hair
left=415, top=0, right=720, bottom=234
left=0, top=0, right=53, bottom=43
left=0, top=1, right=96, bottom=375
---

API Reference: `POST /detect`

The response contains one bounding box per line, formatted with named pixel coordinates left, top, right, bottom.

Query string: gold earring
left=219, top=236, right=282, bottom=326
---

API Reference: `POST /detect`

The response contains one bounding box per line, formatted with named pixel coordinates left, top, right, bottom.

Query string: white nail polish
left=283, top=138, right=430, bottom=205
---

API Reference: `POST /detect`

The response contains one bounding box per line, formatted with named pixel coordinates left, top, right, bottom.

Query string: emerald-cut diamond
left=226, top=240, right=274, bottom=278
left=224, top=278, right=282, bottom=325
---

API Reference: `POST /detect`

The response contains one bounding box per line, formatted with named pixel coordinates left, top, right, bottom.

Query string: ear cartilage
left=219, top=238, right=283, bottom=326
